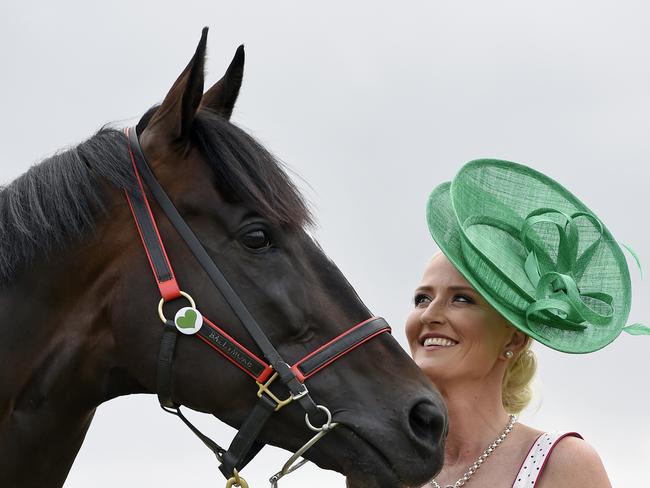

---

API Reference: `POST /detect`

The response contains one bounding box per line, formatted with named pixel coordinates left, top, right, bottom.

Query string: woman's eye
left=414, top=294, right=431, bottom=307
left=453, top=294, right=473, bottom=304
left=240, top=229, right=271, bottom=251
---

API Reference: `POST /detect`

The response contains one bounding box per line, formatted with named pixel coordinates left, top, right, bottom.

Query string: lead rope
left=161, top=404, right=226, bottom=463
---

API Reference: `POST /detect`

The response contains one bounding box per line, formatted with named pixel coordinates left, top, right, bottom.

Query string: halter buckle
left=291, top=382, right=309, bottom=401
left=255, top=372, right=293, bottom=412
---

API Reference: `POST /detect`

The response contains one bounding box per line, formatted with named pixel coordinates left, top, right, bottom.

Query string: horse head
left=0, top=28, right=446, bottom=488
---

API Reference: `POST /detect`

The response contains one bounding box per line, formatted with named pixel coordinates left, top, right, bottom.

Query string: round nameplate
left=173, top=307, right=203, bottom=335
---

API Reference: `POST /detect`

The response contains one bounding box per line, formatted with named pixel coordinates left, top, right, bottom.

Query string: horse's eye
left=240, top=229, right=271, bottom=251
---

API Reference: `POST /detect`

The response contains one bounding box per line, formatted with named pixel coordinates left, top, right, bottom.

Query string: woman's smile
left=420, top=333, right=459, bottom=350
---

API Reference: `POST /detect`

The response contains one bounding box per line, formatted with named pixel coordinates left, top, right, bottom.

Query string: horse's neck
left=0, top=232, right=119, bottom=397
left=0, top=390, right=96, bottom=488
left=0, top=220, right=139, bottom=487
left=0, top=279, right=91, bottom=485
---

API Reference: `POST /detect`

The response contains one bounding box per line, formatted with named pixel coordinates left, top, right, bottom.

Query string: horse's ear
left=143, top=28, right=208, bottom=150
left=200, top=45, right=245, bottom=120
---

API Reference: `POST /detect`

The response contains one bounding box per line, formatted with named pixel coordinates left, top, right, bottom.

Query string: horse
left=0, top=28, right=447, bottom=488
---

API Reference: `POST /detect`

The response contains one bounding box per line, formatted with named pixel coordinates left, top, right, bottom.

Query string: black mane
left=0, top=110, right=311, bottom=284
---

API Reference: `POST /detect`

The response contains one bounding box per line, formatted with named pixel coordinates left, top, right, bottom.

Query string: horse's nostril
left=409, top=400, right=446, bottom=443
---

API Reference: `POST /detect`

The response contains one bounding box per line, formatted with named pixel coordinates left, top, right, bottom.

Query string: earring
left=504, top=350, right=514, bottom=359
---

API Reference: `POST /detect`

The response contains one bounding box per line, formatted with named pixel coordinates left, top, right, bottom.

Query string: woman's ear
left=503, top=327, right=529, bottom=357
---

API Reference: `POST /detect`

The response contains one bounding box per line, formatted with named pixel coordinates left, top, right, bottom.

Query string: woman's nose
left=420, top=299, right=445, bottom=325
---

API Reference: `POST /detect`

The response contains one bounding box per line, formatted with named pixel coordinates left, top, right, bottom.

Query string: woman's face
left=405, top=253, right=516, bottom=388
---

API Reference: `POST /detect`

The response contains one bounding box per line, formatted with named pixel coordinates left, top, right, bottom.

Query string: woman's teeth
left=423, top=337, right=457, bottom=347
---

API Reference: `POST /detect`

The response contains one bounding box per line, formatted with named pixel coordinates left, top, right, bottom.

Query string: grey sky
left=2, top=1, right=648, bottom=486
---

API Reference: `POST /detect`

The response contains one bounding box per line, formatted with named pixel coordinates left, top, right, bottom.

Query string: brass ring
left=225, top=468, right=249, bottom=488
left=157, top=291, right=196, bottom=323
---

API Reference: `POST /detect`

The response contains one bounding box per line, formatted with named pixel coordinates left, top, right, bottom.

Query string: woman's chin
left=415, top=359, right=455, bottom=387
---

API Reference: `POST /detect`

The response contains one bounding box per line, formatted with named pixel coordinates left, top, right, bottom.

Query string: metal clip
left=304, top=404, right=333, bottom=432
left=269, top=414, right=338, bottom=488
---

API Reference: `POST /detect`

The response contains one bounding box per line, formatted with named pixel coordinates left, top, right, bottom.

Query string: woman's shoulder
left=536, top=435, right=611, bottom=487
left=514, top=426, right=611, bottom=488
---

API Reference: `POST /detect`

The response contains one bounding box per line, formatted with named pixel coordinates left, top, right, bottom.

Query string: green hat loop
left=427, top=159, right=648, bottom=353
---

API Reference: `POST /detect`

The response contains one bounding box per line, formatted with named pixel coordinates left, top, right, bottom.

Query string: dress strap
left=511, top=431, right=583, bottom=487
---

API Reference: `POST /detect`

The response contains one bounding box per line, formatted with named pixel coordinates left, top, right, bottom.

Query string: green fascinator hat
left=427, top=159, right=647, bottom=354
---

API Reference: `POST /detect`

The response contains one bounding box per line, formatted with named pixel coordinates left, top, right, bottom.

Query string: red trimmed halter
left=123, top=128, right=391, bottom=487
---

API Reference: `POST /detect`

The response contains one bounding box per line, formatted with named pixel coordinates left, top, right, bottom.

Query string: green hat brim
left=426, top=159, right=631, bottom=354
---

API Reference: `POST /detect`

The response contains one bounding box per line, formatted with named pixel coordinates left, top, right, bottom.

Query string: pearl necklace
left=430, top=414, right=517, bottom=488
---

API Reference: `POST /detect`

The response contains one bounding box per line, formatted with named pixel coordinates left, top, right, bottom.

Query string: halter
left=123, top=128, right=391, bottom=487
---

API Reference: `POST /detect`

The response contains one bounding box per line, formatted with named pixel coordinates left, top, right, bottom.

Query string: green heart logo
left=176, top=309, right=198, bottom=329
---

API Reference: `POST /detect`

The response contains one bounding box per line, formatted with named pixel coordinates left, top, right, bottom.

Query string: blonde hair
left=502, top=338, right=537, bottom=414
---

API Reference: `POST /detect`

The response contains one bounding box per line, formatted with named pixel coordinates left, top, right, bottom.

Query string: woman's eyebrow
left=414, top=285, right=476, bottom=293
left=447, top=285, right=476, bottom=293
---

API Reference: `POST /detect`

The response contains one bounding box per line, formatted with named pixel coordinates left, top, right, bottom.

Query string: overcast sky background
left=2, top=1, right=649, bottom=487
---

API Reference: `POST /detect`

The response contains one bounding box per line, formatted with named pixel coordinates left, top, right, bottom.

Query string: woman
left=406, top=159, right=647, bottom=487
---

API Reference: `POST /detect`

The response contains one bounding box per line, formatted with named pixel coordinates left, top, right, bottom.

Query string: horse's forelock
left=191, top=110, right=313, bottom=229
